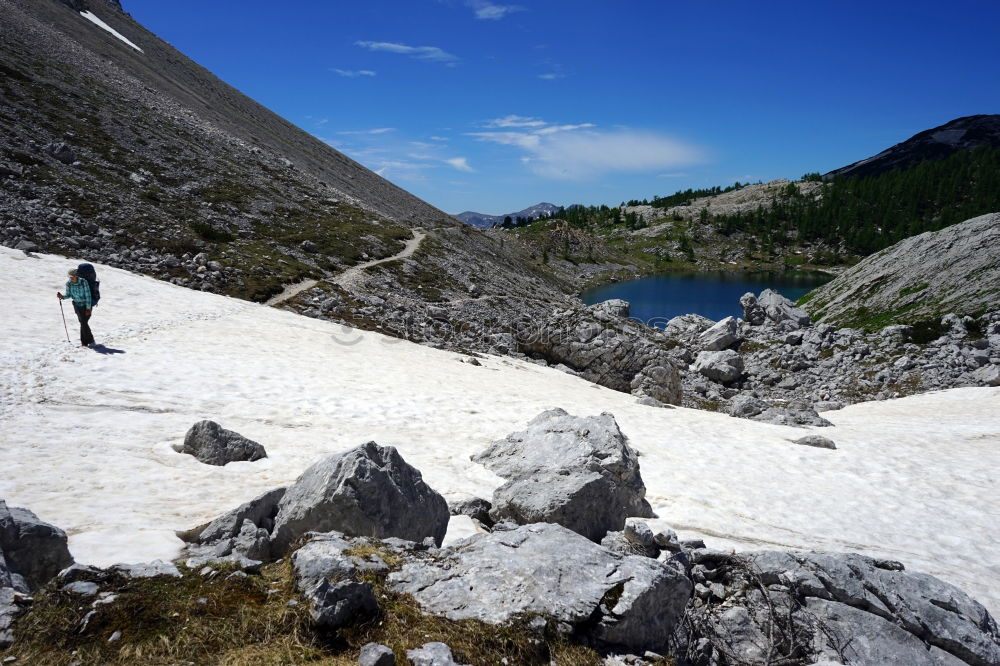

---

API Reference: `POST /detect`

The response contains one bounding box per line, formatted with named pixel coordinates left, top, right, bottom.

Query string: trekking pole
left=59, top=298, right=71, bottom=343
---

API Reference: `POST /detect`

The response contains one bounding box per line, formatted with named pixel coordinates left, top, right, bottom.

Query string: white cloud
left=485, top=114, right=547, bottom=128
left=429, top=136, right=450, bottom=141
left=657, top=172, right=689, bottom=179
left=467, top=0, right=523, bottom=20
left=338, top=127, right=396, bottom=135
left=355, top=41, right=458, bottom=65
left=538, top=72, right=563, bottom=80
left=469, top=117, right=703, bottom=180
left=333, top=69, right=376, bottom=78
left=445, top=157, right=475, bottom=172
left=535, top=123, right=595, bottom=135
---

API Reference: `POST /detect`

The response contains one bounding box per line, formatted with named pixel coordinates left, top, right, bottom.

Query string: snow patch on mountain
left=79, top=10, right=142, bottom=52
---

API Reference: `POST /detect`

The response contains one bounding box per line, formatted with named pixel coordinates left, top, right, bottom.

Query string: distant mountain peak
left=455, top=202, right=560, bottom=229
left=825, top=114, right=1000, bottom=179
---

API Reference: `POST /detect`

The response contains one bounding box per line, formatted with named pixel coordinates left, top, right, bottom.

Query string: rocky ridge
left=826, top=114, right=1000, bottom=179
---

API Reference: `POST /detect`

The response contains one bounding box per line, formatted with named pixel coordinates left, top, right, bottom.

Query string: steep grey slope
left=0, top=0, right=570, bottom=310
left=803, top=212, right=1000, bottom=327
left=825, top=114, right=1000, bottom=179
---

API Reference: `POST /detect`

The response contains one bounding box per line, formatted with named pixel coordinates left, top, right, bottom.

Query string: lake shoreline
left=579, top=269, right=836, bottom=323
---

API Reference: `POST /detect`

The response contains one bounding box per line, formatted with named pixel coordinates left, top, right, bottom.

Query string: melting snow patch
left=79, top=11, right=143, bottom=53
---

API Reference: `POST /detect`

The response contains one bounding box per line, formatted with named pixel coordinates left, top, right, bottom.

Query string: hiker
left=58, top=268, right=95, bottom=347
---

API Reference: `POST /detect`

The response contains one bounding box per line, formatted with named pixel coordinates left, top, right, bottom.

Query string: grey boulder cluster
left=4, top=411, right=1000, bottom=664
left=656, top=289, right=1000, bottom=422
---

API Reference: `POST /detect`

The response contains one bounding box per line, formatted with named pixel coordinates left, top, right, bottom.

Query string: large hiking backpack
left=77, top=263, right=101, bottom=306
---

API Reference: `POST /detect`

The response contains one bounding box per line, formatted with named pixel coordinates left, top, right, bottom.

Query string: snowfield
left=2, top=246, right=998, bottom=615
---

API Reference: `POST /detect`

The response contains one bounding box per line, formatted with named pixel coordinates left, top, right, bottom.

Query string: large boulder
left=472, top=409, right=654, bottom=541
left=698, top=316, right=741, bottom=351
left=682, top=550, right=1000, bottom=666
left=178, top=420, right=267, bottom=466
left=270, top=442, right=449, bottom=554
left=757, top=289, right=811, bottom=328
left=389, top=522, right=692, bottom=653
left=665, top=313, right=716, bottom=344
left=692, top=349, right=744, bottom=383
left=0, top=500, right=73, bottom=591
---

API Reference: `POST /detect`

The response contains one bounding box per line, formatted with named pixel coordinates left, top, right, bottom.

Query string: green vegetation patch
left=6, top=562, right=325, bottom=666
left=898, top=282, right=930, bottom=297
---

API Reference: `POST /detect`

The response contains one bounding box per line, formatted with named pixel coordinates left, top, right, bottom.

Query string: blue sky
left=127, top=1, right=1000, bottom=215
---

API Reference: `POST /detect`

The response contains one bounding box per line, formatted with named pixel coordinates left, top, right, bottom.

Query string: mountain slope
left=456, top=203, right=560, bottom=229
left=825, top=114, right=1000, bottom=179
left=4, top=245, right=1000, bottom=618
left=0, top=0, right=569, bottom=316
left=803, top=212, right=1000, bottom=328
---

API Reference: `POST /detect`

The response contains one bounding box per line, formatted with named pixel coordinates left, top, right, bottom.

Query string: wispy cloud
left=485, top=114, right=547, bottom=128
left=429, top=136, right=450, bottom=141
left=333, top=68, right=376, bottom=78
left=538, top=72, right=563, bottom=80
left=338, top=127, right=396, bottom=136
left=469, top=117, right=703, bottom=180
left=355, top=41, right=459, bottom=65
left=467, top=0, right=524, bottom=20
left=445, top=157, right=475, bottom=172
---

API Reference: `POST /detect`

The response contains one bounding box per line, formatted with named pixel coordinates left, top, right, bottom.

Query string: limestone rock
left=473, top=409, right=654, bottom=541
left=179, top=420, right=267, bottom=466
left=186, top=487, right=286, bottom=546
left=291, top=531, right=389, bottom=592
left=447, top=497, right=493, bottom=526
left=757, top=289, right=811, bottom=328
left=740, top=292, right=766, bottom=326
left=307, top=579, right=377, bottom=628
left=406, top=642, right=469, bottom=666
left=0, top=500, right=74, bottom=591
left=590, top=299, right=631, bottom=320
left=698, top=316, right=740, bottom=351
left=682, top=550, right=1000, bottom=666
left=360, top=642, right=395, bottom=666
left=389, top=523, right=692, bottom=653
left=692, top=349, right=744, bottom=383
left=794, top=435, right=837, bottom=450
left=271, top=442, right=449, bottom=554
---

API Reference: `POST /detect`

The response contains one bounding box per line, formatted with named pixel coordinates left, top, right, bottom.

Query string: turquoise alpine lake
left=580, top=271, right=833, bottom=325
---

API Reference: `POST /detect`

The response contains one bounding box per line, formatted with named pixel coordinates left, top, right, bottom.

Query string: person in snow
left=58, top=268, right=95, bottom=347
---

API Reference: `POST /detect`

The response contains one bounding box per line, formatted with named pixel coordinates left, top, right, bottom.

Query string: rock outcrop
left=517, top=303, right=682, bottom=405
left=389, top=522, right=692, bottom=654
left=472, top=409, right=654, bottom=541
left=681, top=549, right=1000, bottom=666
left=804, top=212, right=1000, bottom=328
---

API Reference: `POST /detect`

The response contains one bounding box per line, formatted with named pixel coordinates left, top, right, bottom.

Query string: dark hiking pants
left=74, top=304, right=95, bottom=346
